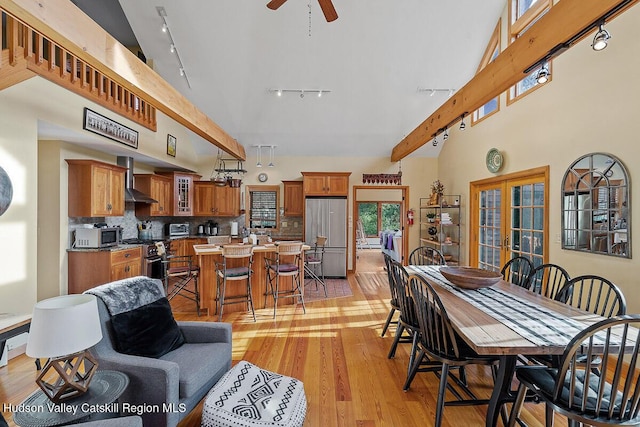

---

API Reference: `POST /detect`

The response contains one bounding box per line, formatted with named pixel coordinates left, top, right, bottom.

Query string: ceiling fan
left=267, top=0, right=338, bottom=22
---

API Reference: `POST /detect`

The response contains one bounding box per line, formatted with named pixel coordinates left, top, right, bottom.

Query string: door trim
left=469, top=166, right=549, bottom=268
left=352, top=186, right=409, bottom=270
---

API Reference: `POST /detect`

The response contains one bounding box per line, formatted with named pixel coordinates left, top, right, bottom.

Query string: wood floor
left=0, top=249, right=559, bottom=426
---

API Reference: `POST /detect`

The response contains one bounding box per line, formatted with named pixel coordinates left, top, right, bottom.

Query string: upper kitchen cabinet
left=302, top=172, right=351, bottom=196
left=283, top=180, right=304, bottom=216
left=66, top=159, right=126, bottom=217
left=134, top=174, right=172, bottom=217
left=194, top=181, right=241, bottom=217
left=157, top=171, right=201, bottom=216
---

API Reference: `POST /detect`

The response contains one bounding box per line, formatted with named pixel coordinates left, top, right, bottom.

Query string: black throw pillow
left=110, top=297, right=185, bottom=358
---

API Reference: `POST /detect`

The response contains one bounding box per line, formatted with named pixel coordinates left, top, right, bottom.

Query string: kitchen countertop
left=194, top=243, right=310, bottom=255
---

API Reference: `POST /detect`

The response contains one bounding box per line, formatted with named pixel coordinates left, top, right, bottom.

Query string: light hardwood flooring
left=0, top=249, right=559, bottom=426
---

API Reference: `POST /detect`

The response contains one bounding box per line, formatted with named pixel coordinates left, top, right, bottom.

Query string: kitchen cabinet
left=283, top=181, right=304, bottom=216
left=133, top=174, right=172, bottom=216
left=157, top=171, right=201, bottom=216
left=419, top=195, right=461, bottom=265
left=302, top=172, right=351, bottom=196
left=68, top=246, right=142, bottom=293
left=66, top=159, right=126, bottom=217
left=171, top=237, right=206, bottom=266
left=193, top=181, right=240, bottom=217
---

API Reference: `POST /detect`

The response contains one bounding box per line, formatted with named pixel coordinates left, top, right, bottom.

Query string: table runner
left=407, top=265, right=607, bottom=348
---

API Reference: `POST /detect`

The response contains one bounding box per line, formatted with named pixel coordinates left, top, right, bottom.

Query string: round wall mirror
left=561, top=153, right=630, bottom=258
left=0, top=165, right=13, bottom=216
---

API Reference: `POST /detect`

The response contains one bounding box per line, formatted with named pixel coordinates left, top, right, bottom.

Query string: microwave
left=75, top=227, right=120, bottom=248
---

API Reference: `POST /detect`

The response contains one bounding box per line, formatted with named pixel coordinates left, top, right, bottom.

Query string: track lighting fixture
left=269, top=89, right=331, bottom=98
left=417, top=88, right=456, bottom=96
left=268, top=146, right=276, bottom=167
left=443, top=128, right=449, bottom=141
left=432, top=136, right=438, bottom=147
left=459, top=115, right=466, bottom=131
left=592, top=22, right=611, bottom=51
left=535, top=64, right=550, bottom=84
left=253, top=145, right=277, bottom=168
left=157, top=7, right=190, bottom=88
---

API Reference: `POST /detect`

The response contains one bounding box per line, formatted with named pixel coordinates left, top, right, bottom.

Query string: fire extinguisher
left=407, top=209, right=415, bottom=226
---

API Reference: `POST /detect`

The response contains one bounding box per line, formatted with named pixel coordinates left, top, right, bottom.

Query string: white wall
left=437, top=5, right=640, bottom=312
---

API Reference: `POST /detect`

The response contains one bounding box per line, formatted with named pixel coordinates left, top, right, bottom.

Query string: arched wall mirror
left=561, top=153, right=630, bottom=258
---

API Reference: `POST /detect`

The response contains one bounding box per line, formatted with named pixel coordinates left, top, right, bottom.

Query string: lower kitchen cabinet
left=68, top=246, right=142, bottom=293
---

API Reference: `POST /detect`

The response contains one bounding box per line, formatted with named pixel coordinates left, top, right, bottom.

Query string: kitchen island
left=193, top=243, right=309, bottom=317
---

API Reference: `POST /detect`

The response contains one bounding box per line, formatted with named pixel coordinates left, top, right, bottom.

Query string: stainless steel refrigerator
left=305, top=198, right=347, bottom=278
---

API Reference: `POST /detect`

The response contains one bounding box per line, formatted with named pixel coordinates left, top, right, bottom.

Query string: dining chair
left=408, top=246, right=446, bottom=266
left=508, top=315, right=640, bottom=427
left=381, top=253, right=400, bottom=337
left=386, top=259, right=421, bottom=381
left=406, top=273, right=500, bottom=427
left=304, top=235, right=327, bottom=297
left=526, top=263, right=570, bottom=299
left=554, top=275, right=627, bottom=317
left=265, top=241, right=306, bottom=319
left=500, top=256, right=534, bottom=288
left=215, top=244, right=255, bottom=322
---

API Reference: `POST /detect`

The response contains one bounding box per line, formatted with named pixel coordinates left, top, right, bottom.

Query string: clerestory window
left=472, top=19, right=501, bottom=126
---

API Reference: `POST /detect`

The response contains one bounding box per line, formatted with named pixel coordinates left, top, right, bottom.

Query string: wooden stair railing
left=0, top=10, right=157, bottom=131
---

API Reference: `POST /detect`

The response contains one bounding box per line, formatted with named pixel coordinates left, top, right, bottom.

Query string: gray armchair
left=88, top=277, right=232, bottom=427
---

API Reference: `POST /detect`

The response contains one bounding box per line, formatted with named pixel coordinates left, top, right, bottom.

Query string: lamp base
left=35, top=350, right=98, bottom=403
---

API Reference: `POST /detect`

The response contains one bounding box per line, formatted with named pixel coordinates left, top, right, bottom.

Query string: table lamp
left=26, top=294, right=103, bottom=403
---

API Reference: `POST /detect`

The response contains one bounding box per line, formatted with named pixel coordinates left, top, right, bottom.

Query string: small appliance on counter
left=74, top=227, right=121, bottom=248
left=165, top=223, right=190, bottom=238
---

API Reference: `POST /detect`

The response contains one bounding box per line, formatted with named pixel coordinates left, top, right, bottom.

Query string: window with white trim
left=473, top=19, right=501, bottom=126
left=507, top=0, right=552, bottom=103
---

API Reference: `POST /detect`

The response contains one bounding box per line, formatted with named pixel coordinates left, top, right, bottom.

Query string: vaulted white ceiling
left=77, top=0, right=506, bottom=159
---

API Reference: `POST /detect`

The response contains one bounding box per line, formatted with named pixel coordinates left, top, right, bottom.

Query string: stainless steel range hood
left=116, top=156, right=158, bottom=204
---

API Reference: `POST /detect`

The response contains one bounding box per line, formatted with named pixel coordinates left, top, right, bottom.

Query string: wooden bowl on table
left=439, top=266, right=502, bottom=289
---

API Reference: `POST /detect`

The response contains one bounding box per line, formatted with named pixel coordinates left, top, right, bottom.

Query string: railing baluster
left=8, top=14, right=19, bottom=65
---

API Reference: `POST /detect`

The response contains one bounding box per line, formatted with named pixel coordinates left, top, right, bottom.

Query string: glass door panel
left=478, top=186, right=503, bottom=271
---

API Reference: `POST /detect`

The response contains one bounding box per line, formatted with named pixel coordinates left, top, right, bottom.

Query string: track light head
left=162, top=23, right=168, bottom=33
left=592, top=24, right=611, bottom=51
left=443, top=128, right=449, bottom=141
left=170, top=44, right=175, bottom=53
left=179, top=68, right=185, bottom=77
left=535, top=65, right=550, bottom=84
left=460, top=119, right=466, bottom=131
left=432, top=137, right=438, bottom=147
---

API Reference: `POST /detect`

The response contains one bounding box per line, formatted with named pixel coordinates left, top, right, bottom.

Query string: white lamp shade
left=26, top=294, right=102, bottom=358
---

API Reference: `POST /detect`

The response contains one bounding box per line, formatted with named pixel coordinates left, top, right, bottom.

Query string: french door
left=470, top=167, right=549, bottom=271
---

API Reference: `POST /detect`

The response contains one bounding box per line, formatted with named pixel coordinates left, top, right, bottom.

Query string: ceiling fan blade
left=318, top=0, right=338, bottom=22
left=267, top=0, right=288, bottom=10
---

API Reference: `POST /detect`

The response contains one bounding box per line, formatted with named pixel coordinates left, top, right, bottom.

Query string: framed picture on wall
left=83, top=108, right=138, bottom=149
left=167, top=134, right=177, bottom=157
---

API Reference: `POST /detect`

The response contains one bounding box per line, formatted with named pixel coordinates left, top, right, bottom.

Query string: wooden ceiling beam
left=391, top=0, right=638, bottom=162
left=1, top=0, right=246, bottom=160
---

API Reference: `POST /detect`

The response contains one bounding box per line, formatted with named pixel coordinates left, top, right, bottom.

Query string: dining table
left=406, top=265, right=605, bottom=427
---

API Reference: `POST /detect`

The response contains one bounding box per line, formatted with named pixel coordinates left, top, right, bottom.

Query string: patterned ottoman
left=201, top=360, right=307, bottom=427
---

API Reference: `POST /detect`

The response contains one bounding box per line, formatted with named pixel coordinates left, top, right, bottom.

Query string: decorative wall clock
left=258, top=173, right=268, bottom=183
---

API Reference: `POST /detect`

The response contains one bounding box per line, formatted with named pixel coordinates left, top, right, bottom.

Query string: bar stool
left=304, top=236, right=327, bottom=297
left=157, top=242, right=201, bottom=316
left=265, top=241, right=305, bottom=319
left=215, top=244, right=255, bottom=322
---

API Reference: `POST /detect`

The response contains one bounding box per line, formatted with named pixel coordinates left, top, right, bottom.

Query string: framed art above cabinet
left=561, top=152, right=630, bottom=258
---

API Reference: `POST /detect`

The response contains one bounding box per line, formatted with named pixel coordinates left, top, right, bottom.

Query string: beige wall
left=437, top=5, right=640, bottom=312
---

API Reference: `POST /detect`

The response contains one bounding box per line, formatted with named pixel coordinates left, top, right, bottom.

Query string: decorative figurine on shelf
left=428, top=226, right=438, bottom=241
left=430, top=180, right=444, bottom=206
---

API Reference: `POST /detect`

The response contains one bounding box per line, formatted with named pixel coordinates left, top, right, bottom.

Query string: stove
left=121, top=238, right=171, bottom=278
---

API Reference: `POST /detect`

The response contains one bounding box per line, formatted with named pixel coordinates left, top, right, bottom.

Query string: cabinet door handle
left=124, top=253, right=130, bottom=258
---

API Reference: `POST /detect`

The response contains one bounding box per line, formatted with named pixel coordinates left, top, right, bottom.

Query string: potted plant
left=426, top=212, right=436, bottom=223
